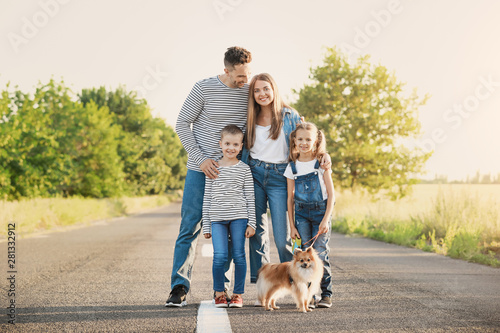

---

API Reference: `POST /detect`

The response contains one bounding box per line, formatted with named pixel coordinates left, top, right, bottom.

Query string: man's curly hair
left=224, top=46, right=252, bottom=69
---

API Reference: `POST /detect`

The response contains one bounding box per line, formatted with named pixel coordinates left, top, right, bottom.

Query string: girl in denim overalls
left=284, top=122, right=335, bottom=308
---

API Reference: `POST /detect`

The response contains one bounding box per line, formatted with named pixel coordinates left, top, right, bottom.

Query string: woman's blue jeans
left=212, top=219, right=247, bottom=294
left=248, top=159, right=293, bottom=283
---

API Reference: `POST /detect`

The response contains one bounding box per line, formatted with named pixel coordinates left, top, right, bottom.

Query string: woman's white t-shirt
left=250, top=125, right=288, bottom=163
left=283, top=159, right=333, bottom=201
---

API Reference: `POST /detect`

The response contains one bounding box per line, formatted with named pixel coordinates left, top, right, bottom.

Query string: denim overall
left=291, top=159, right=333, bottom=297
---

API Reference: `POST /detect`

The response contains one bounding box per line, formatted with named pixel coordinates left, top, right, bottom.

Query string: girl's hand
left=318, top=221, right=329, bottom=234
left=290, top=226, right=301, bottom=240
left=204, top=233, right=212, bottom=239
left=245, top=226, right=255, bottom=238
left=320, top=154, right=332, bottom=170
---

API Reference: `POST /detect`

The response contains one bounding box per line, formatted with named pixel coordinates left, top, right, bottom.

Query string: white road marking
left=201, top=243, right=213, bottom=257
left=199, top=243, right=230, bottom=332
left=196, top=300, right=232, bottom=333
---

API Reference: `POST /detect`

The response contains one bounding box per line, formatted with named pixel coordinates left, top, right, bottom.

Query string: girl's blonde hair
left=288, top=122, right=327, bottom=162
left=246, top=73, right=291, bottom=149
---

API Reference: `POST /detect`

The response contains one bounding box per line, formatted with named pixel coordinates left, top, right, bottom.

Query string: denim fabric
left=211, top=219, right=248, bottom=294
left=171, top=169, right=232, bottom=292
left=295, top=200, right=333, bottom=297
left=290, top=160, right=324, bottom=204
left=248, top=159, right=293, bottom=283
left=241, top=107, right=302, bottom=164
left=292, top=163, right=333, bottom=297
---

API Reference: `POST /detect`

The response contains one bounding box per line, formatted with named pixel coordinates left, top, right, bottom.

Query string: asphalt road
left=1, top=202, right=500, bottom=332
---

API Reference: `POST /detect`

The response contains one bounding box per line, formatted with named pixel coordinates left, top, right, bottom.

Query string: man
left=165, top=46, right=252, bottom=307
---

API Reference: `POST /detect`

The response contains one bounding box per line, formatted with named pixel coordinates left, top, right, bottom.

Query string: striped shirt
left=175, top=76, right=249, bottom=172
left=202, top=161, right=256, bottom=234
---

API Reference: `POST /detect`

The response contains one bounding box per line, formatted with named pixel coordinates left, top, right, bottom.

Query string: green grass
left=0, top=191, right=181, bottom=238
left=332, top=184, right=500, bottom=268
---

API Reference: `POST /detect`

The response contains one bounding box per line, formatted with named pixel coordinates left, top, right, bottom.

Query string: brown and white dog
left=256, top=247, right=323, bottom=312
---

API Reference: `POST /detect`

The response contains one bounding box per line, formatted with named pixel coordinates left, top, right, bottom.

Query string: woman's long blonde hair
left=245, top=73, right=290, bottom=149
left=288, top=122, right=327, bottom=163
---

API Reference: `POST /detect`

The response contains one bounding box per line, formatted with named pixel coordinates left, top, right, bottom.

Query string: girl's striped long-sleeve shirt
left=202, top=161, right=256, bottom=234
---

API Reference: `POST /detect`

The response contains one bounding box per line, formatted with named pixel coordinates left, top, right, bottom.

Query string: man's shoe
left=214, top=294, right=228, bottom=308
left=317, top=296, right=332, bottom=308
left=165, top=285, right=187, bottom=307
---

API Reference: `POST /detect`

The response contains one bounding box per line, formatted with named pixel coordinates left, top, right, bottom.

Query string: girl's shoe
left=214, top=294, right=228, bottom=308
left=229, top=295, right=243, bottom=308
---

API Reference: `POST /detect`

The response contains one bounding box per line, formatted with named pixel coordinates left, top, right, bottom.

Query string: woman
left=241, top=73, right=331, bottom=285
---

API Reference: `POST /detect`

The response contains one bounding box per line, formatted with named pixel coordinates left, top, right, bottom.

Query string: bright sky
left=1, top=0, right=500, bottom=181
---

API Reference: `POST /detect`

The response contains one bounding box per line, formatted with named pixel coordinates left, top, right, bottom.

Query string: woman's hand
left=320, top=154, right=332, bottom=170
left=245, top=226, right=255, bottom=238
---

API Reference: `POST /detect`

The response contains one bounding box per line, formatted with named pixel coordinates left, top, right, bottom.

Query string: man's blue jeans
left=248, top=159, right=293, bottom=283
left=170, top=169, right=231, bottom=292
left=211, top=219, right=247, bottom=294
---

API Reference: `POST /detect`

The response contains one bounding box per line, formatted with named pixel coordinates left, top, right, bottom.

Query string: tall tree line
left=0, top=80, right=186, bottom=200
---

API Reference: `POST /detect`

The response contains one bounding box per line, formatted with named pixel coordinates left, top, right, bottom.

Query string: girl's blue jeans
left=295, top=200, right=333, bottom=297
left=248, top=159, right=293, bottom=283
left=211, top=219, right=248, bottom=294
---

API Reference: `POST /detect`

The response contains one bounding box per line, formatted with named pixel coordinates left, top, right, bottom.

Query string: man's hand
left=200, top=159, right=220, bottom=179
left=204, top=233, right=211, bottom=239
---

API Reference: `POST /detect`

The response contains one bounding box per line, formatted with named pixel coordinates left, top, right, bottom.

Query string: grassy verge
left=332, top=185, right=500, bottom=268
left=0, top=191, right=181, bottom=238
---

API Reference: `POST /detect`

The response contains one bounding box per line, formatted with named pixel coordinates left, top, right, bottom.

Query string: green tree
left=0, top=80, right=125, bottom=199
left=79, top=87, right=186, bottom=195
left=293, top=47, right=431, bottom=199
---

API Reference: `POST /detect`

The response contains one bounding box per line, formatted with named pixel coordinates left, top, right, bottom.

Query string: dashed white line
left=198, top=243, right=231, bottom=332
left=201, top=243, right=214, bottom=257
left=196, top=300, right=232, bottom=333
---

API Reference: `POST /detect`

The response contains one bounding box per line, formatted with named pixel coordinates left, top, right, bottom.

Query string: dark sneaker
left=165, top=285, right=187, bottom=307
left=308, top=298, right=316, bottom=309
left=214, top=294, right=228, bottom=308
left=317, top=296, right=332, bottom=308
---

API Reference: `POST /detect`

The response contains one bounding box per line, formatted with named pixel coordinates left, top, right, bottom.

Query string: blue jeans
left=248, top=159, right=293, bottom=283
left=170, top=169, right=231, bottom=292
left=212, top=219, right=247, bottom=294
left=295, top=200, right=333, bottom=297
